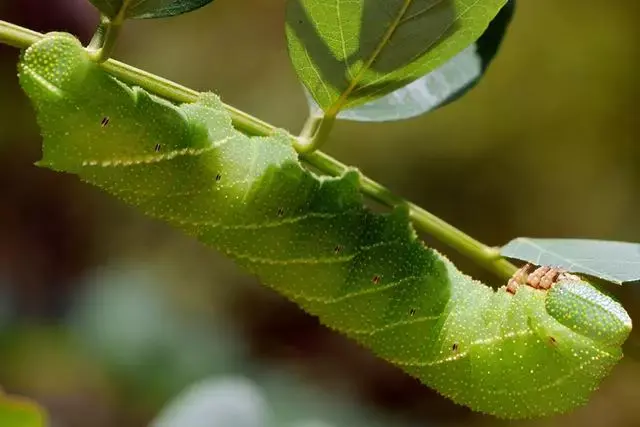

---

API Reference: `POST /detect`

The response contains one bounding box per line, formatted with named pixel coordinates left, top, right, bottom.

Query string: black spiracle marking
left=452, top=343, right=459, bottom=352
left=277, top=207, right=285, bottom=217
left=409, top=308, right=416, bottom=316
left=100, top=116, right=110, bottom=127
left=215, top=173, right=222, bottom=182
left=334, top=245, right=343, bottom=254
left=154, top=143, right=162, bottom=152
left=372, top=275, right=381, bottom=285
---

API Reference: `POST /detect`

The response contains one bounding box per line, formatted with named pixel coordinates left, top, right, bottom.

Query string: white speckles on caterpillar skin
left=81, top=143, right=223, bottom=167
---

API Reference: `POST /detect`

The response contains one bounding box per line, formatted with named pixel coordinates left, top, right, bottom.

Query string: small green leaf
left=501, top=238, right=640, bottom=284
left=88, top=0, right=215, bottom=20
left=0, top=390, right=47, bottom=427
left=286, top=0, right=508, bottom=115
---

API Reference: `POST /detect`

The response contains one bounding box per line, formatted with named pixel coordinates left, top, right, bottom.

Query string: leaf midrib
left=115, top=0, right=134, bottom=21
left=326, top=0, right=440, bottom=116
left=326, top=0, right=412, bottom=115
left=345, top=0, right=477, bottom=105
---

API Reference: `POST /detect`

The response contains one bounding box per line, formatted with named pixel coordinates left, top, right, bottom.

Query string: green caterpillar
left=18, top=33, right=632, bottom=419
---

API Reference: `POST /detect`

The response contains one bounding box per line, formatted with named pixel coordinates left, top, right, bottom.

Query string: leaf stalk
left=295, top=114, right=336, bottom=153
left=87, top=16, right=123, bottom=63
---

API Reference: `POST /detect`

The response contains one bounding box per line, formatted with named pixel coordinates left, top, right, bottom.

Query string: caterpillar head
left=18, top=33, right=90, bottom=101
left=545, top=278, right=632, bottom=347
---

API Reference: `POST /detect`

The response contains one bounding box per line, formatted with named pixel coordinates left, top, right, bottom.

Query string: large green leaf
left=0, top=390, right=47, bottom=427
left=18, top=33, right=632, bottom=419
left=305, top=44, right=481, bottom=122
left=304, top=0, right=515, bottom=122
left=501, top=238, right=640, bottom=285
left=286, top=0, right=508, bottom=115
left=88, top=0, right=215, bottom=20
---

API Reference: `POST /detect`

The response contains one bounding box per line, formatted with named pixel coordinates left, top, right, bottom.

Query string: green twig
left=0, top=20, right=519, bottom=281
left=0, top=20, right=41, bottom=48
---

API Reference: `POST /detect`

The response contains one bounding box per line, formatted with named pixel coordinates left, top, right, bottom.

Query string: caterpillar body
left=18, top=34, right=632, bottom=419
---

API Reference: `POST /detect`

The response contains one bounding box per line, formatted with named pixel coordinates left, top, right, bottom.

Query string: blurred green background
left=1, top=0, right=639, bottom=426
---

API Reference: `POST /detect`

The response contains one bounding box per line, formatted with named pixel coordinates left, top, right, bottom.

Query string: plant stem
left=0, top=20, right=41, bottom=48
left=0, top=19, right=519, bottom=280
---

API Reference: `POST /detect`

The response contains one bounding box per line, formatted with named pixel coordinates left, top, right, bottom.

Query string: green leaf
left=18, top=33, right=633, bottom=420
left=305, top=44, right=481, bottom=122
left=0, top=390, right=47, bottom=427
left=501, top=238, right=640, bottom=285
left=286, top=0, right=508, bottom=115
left=88, top=0, right=215, bottom=20
left=306, top=0, right=516, bottom=122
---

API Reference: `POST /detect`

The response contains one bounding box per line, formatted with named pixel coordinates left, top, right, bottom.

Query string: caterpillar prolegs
left=18, top=33, right=632, bottom=419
